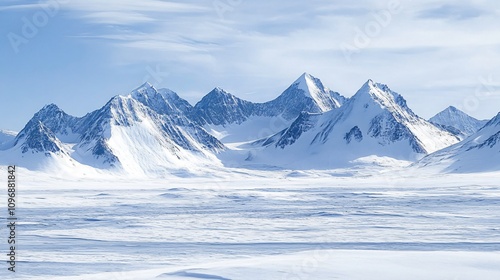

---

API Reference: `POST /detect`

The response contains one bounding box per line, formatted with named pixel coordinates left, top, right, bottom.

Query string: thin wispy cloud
left=418, top=4, right=486, bottom=20
left=1, top=0, right=499, bottom=131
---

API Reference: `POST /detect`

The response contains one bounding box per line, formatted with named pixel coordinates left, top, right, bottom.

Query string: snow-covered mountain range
left=193, top=73, right=347, bottom=143
left=417, top=112, right=500, bottom=172
left=244, top=80, right=460, bottom=168
left=194, top=73, right=346, bottom=127
left=0, top=73, right=497, bottom=174
left=429, top=106, right=488, bottom=140
left=1, top=83, right=224, bottom=175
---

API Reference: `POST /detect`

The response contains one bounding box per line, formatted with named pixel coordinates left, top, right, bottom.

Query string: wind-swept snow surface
left=9, top=168, right=500, bottom=279
left=417, top=112, right=500, bottom=172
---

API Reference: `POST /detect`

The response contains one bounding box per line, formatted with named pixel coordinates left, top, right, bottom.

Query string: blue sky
left=1, top=0, right=499, bottom=131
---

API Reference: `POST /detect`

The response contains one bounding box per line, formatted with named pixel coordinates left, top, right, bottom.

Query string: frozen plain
left=3, top=165, right=500, bottom=280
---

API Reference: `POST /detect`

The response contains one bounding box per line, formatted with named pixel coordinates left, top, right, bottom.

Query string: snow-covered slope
left=194, top=87, right=255, bottom=126
left=158, top=88, right=195, bottom=116
left=0, top=129, right=16, bottom=148
left=4, top=76, right=497, bottom=174
left=13, top=119, right=66, bottom=154
left=0, top=118, right=91, bottom=172
left=72, top=94, right=224, bottom=174
left=246, top=80, right=459, bottom=168
left=429, top=106, right=487, bottom=140
left=417, top=112, right=500, bottom=172
left=25, top=103, right=81, bottom=142
left=194, top=73, right=346, bottom=143
left=256, top=72, right=346, bottom=120
left=1, top=84, right=225, bottom=175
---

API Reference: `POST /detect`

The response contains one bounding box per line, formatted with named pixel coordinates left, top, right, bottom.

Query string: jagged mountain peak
left=290, top=73, right=340, bottom=111
left=255, top=80, right=459, bottom=168
left=293, top=73, right=323, bottom=94
left=429, top=106, right=488, bottom=139
left=352, top=79, right=409, bottom=112
left=258, top=73, right=346, bottom=120
left=157, top=88, right=194, bottom=116
left=34, top=103, right=68, bottom=118
left=357, top=79, right=392, bottom=97
left=446, top=105, right=459, bottom=112
left=70, top=93, right=224, bottom=173
left=194, top=87, right=254, bottom=126
left=132, top=81, right=155, bottom=92
left=206, top=87, right=234, bottom=97
left=158, top=88, right=179, bottom=99
left=416, top=111, right=500, bottom=172
left=293, top=72, right=318, bottom=96
left=197, top=87, right=249, bottom=107
left=40, top=103, right=62, bottom=112
left=129, top=82, right=179, bottom=115
left=484, top=112, right=500, bottom=127
left=13, top=119, right=65, bottom=154
left=432, top=106, right=469, bottom=119
left=27, top=102, right=81, bottom=142
left=131, top=82, right=159, bottom=100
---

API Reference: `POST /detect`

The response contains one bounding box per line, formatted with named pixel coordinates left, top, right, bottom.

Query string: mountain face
left=429, top=106, right=487, bottom=140
left=194, top=73, right=346, bottom=126
left=72, top=94, right=224, bottom=172
left=12, top=119, right=66, bottom=155
left=2, top=84, right=225, bottom=174
left=4, top=74, right=495, bottom=174
left=25, top=104, right=81, bottom=142
left=193, top=87, right=256, bottom=126
left=417, top=113, right=500, bottom=172
left=192, top=73, right=347, bottom=143
left=158, top=88, right=195, bottom=116
left=256, top=73, right=346, bottom=119
left=250, top=80, right=459, bottom=168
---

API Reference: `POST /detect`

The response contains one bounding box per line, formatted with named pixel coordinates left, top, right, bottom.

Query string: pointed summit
left=259, top=73, right=346, bottom=120
left=40, top=103, right=62, bottom=112
left=157, top=88, right=194, bottom=117
left=293, top=72, right=317, bottom=98
left=130, top=82, right=176, bottom=115
left=194, top=88, right=255, bottom=126
left=131, top=81, right=157, bottom=97
left=29, top=103, right=79, bottom=142
left=258, top=80, right=459, bottom=167
left=14, top=120, right=65, bottom=154
left=73, top=94, right=224, bottom=172
left=200, top=87, right=243, bottom=104
left=290, top=73, right=342, bottom=111
left=351, top=79, right=410, bottom=114
left=132, top=81, right=154, bottom=92
left=429, top=106, right=488, bottom=139
left=206, top=87, right=233, bottom=98
left=418, top=111, right=500, bottom=172
left=35, top=103, right=66, bottom=118
left=482, top=112, right=500, bottom=127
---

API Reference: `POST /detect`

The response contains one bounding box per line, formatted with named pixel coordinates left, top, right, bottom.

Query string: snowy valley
left=1, top=74, right=499, bottom=280
left=1, top=73, right=498, bottom=175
